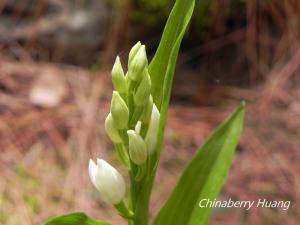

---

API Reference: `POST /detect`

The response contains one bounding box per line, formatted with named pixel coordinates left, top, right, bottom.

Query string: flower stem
left=114, top=201, right=134, bottom=219
left=114, top=143, right=130, bottom=169
left=130, top=176, right=154, bottom=225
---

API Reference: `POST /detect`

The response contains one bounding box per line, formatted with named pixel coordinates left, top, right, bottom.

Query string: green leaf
left=153, top=102, right=245, bottom=225
left=149, top=0, right=195, bottom=108
left=131, top=1, right=196, bottom=225
left=42, top=212, right=111, bottom=225
left=147, top=0, right=196, bottom=195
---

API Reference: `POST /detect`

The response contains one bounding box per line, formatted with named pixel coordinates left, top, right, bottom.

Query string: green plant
left=42, top=0, right=245, bottom=225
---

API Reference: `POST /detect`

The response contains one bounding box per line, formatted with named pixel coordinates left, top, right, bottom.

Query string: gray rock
left=0, top=0, right=110, bottom=64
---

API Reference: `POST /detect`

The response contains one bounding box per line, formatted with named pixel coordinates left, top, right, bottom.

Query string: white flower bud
left=127, top=130, right=147, bottom=165
left=145, top=104, right=160, bottom=154
left=128, top=45, right=148, bottom=82
left=89, top=159, right=126, bottom=204
left=134, top=70, right=151, bottom=106
left=112, top=56, right=127, bottom=94
left=111, top=91, right=129, bottom=129
left=105, top=113, right=122, bottom=144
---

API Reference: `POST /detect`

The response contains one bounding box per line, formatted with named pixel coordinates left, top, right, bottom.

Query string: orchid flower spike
left=89, top=159, right=126, bottom=205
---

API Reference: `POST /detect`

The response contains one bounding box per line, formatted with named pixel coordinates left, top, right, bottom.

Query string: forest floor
left=0, top=59, right=299, bottom=225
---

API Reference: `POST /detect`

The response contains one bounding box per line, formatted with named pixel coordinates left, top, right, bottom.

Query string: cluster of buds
left=89, top=42, right=160, bottom=209
left=105, top=41, right=160, bottom=165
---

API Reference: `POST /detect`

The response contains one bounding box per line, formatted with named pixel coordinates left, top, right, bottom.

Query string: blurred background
left=0, top=0, right=299, bottom=224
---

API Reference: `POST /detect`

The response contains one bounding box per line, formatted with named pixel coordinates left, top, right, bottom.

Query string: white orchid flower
left=89, top=159, right=126, bottom=205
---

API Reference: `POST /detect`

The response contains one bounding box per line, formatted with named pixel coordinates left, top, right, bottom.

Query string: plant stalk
left=129, top=175, right=154, bottom=225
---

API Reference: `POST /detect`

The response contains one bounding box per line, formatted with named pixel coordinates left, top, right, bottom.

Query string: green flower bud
left=134, top=70, right=151, bottom=106
left=128, top=45, right=148, bottom=82
left=105, top=113, right=122, bottom=144
left=127, top=130, right=147, bottom=165
left=128, top=41, right=141, bottom=64
left=140, top=95, right=153, bottom=124
left=111, top=91, right=129, bottom=129
left=145, top=104, right=160, bottom=154
left=112, top=56, right=127, bottom=94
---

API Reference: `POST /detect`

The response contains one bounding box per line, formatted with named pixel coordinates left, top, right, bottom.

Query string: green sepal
left=111, top=91, right=129, bottom=129
left=140, top=95, right=153, bottom=124
left=128, top=45, right=148, bottom=82
left=127, top=130, right=147, bottom=165
left=128, top=41, right=142, bottom=64
left=112, top=56, right=127, bottom=94
left=134, top=70, right=152, bottom=106
left=105, top=113, right=123, bottom=144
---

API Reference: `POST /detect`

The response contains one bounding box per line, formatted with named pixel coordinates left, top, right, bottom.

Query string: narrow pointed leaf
left=42, top=212, right=111, bottom=225
left=149, top=0, right=195, bottom=108
left=153, top=102, right=245, bottom=225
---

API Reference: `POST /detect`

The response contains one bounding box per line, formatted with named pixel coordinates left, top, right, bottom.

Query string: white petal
left=127, top=129, right=136, bottom=138
left=88, top=159, right=97, bottom=188
left=95, top=159, right=126, bottom=204
left=145, top=104, right=160, bottom=154
left=97, top=158, right=115, bottom=174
